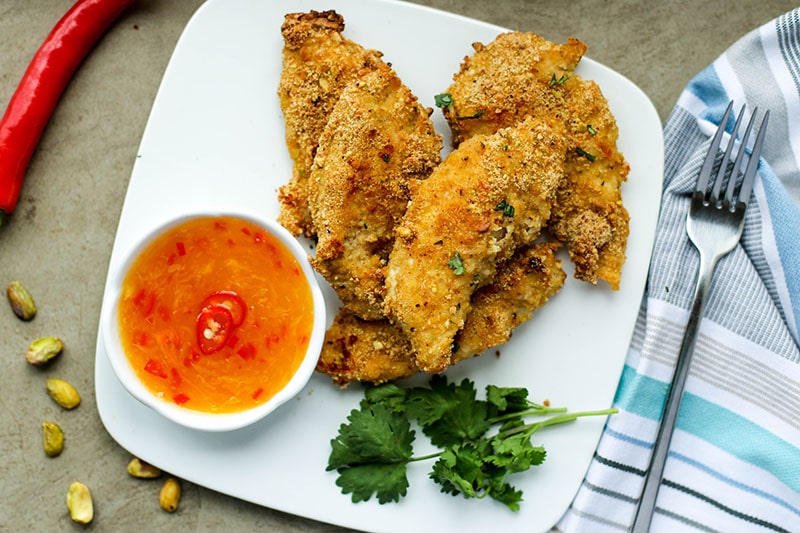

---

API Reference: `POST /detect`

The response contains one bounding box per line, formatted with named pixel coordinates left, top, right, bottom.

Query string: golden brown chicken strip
left=277, top=10, right=387, bottom=237
left=441, top=32, right=630, bottom=289
left=452, top=242, right=565, bottom=363
left=316, top=310, right=418, bottom=387
left=384, top=115, right=567, bottom=374
left=317, top=242, right=565, bottom=386
left=550, top=86, right=630, bottom=289
left=308, top=67, right=442, bottom=320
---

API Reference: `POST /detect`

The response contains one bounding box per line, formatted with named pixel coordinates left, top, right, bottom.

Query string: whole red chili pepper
left=0, top=0, right=136, bottom=227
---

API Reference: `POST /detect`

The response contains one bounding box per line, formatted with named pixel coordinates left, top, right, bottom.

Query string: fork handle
left=631, top=251, right=719, bottom=532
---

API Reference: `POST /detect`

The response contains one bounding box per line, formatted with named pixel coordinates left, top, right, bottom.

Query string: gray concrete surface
left=0, top=0, right=796, bottom=531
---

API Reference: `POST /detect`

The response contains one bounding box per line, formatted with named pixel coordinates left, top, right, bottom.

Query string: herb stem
left=497, top=408, right=618, bottom=438
left=409, top=451, right=444, bottom=463
left=488, top=406, right=568, bottom=424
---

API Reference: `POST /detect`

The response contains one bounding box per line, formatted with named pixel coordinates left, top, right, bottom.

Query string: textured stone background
left=1, top=1, right=795, bottom=531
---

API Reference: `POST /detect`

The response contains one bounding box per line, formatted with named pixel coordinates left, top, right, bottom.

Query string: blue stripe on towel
left=760, top=162, right=800, bottom=338
left=671, top=451, right=800, bottom=518
left=686, top=65, right=729, bottom=113
left=615, top=366, right=800, bottom=492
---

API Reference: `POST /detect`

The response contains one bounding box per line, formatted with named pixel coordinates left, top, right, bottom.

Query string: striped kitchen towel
left=558, top=8, right=800, bottom=533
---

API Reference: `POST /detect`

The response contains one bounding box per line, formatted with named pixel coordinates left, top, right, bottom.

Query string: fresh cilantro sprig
left=327, top=375, right=617, bottom=511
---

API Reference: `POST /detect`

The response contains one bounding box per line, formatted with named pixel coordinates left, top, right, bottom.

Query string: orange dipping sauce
left=117, top=215, right=314, bottom=414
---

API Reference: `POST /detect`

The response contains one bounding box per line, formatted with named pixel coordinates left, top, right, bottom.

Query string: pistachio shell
left=42, top=421, right=64, bottom=457
left=66, top=482, right=93, bottom=524
left=6, top=280, right=36, bottom=320
left=25, top=336, right=64, bottom=366
left=46, top=378, right=81, bottom=410
left=126, top=457, right=161, bottom=479
left=159, top=478, right=181, bottom=513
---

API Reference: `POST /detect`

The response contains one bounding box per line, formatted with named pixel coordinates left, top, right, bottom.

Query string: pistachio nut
left=46, top=378, right=81, bottom=410
left=127, top=457, right=161, bottom=479
left=159, top=477, right=181, bottom=513
left=6, top=280, right=36, bottom=320
left=25, top=336, right=64, bottom=366
left=66, top=482, right=94, bottom=524
left=42, top=421, right=64, bottom=457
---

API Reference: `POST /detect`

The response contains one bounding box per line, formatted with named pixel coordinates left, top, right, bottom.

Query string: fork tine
left=696, top=101, right=734, bottom=195
left=737, top=110, right=769, bottom=205
left=724, top=106, right=757, bottom=203
left=713, top=104, right=747, bottom=203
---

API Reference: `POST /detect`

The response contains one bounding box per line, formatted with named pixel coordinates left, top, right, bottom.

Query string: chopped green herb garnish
left=328, top=376, right=617, bottom=510
left=549, top=73, right=569, bottom=87
left=456, top=110, right=486, bottom=120
left=576, top=147, right=596, bottom=162
left=434, top=93, right=454, bottom=109
left=448, top=252, right=466, bottom=275
left=587, top=124, right=597, bottom=135
left=495, top=200, right=515, bottom=217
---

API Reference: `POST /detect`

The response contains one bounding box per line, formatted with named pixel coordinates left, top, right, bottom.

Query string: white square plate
left=95, top=1, right=663, bottom=531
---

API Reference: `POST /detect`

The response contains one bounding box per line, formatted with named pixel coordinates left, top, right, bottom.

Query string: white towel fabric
left=558, top=9, right=800, bottom=532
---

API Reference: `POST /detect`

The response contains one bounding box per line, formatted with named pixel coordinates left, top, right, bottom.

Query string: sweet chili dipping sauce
left=117, top=215, right=314, bottom=413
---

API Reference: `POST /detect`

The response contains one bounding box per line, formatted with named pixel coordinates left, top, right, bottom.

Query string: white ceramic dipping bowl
left=100, top=210, right=326, bottom=432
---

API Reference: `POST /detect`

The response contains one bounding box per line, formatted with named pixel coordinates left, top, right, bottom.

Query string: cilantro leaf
left=576, top=147, right=597, bottom=162
left=487, top=481, right=524, bottom=512
left=430, top=445, right=482, bottom=498
left=548, top=73, right=569, bottom=87
left=328, top=402, right=415, bottom=504
left=494, top=200, right=515, bottom=217
left=328, top=403, right=414, bottom=470
left=430, top=440, right=525, bottom=511
left=486, top=385, right=529, bottom=415
left=335, top=462, right=410, bottom=504
left=488, top=432, right=547, bottom=473
left=404, top=375, right=457, bottom=426
left=447, top=252, right=466, bottom=275
left=364, top=383, right=407, bottom=412
left=434, top=93, right=454, bottom=109
left=407, top=377, right=490, bottom=447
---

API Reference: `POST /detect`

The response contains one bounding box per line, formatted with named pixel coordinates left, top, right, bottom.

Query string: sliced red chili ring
left=196, top=304, right=234, bottom=355
left=200, top=290, right=246, bottom=326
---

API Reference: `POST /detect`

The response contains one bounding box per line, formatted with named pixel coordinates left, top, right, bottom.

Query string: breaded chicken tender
left=441, top=32, right=630, bottom=289
left=452, top=242, right=565, bottom=363
left=317, top=242, right=565, bottom=386
left=308, top=67, right=442, bottom=320
left=384, top=116, right=567, bottom=374
left=277, top=10, right=387, bottom=237
left=316, top=311, right=417, bottom=387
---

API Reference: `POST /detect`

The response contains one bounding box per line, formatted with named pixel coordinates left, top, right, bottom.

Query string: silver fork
left=631, top=101, right=769, bottom=532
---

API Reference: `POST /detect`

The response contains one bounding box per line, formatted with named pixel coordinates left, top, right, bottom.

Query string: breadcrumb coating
left=384, top=115, right=567, bottom=373
left=317, top=242, right=564, bottom=386
left=276, top=13, right=626, bottom=385
left=442, top=32, right=630, bottom=289
left=308, top=66, right=442, bottom=320
left=277, top=10, right=387, bottom=237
